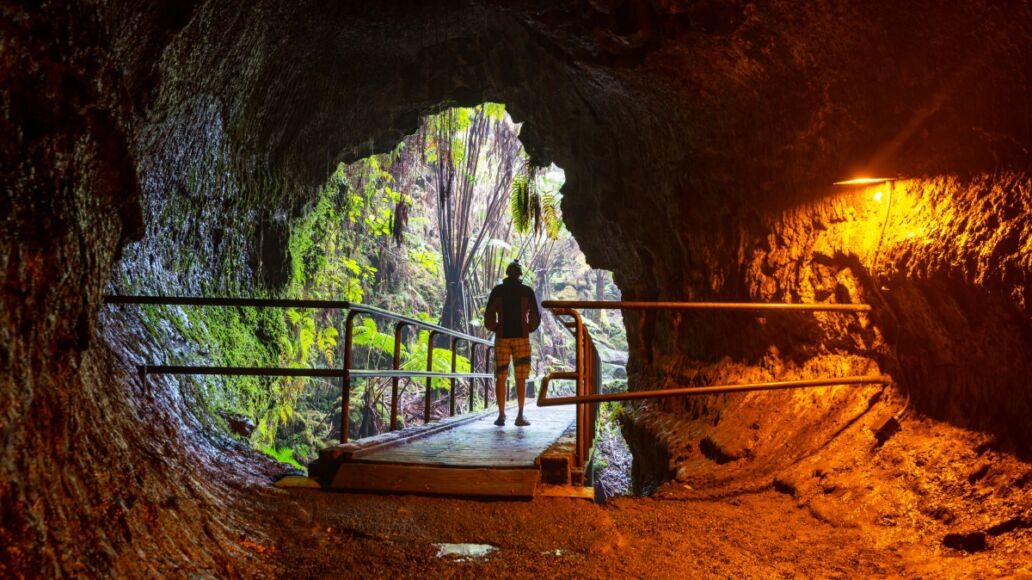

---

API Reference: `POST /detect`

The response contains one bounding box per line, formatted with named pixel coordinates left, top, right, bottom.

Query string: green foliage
left=482, top=102, right=507, bottom=121
left=279, top=308, right=339, bottom=366
left=510, top=166, right=562, bottom=239
left=402, top=330, right=471, bottom=390
left=352, top=317, right=400, bottom=355
left=258, top=444, right=304, bottom=470
left=409, top=248, right=440, bottom=274
left=510, top=173, right=532, bottom=232
left=540, top=191, right=562, bottom=239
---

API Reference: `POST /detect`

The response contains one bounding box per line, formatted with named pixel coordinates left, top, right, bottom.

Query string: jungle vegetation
left=128, top=104, right=626, bottom=469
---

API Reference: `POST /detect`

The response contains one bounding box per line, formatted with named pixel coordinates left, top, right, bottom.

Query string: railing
left=537, top=300, right=892, bottom=470
left=104, top=295, right=494, bottom=443
left=539, top=307, right=601, bottom=467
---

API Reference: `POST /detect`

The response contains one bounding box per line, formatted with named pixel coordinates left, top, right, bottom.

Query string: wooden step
left=536, top=424, right=578, bottom=485
left=329, top=462, right=540, bottom=498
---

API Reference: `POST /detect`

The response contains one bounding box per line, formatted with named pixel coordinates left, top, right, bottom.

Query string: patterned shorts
left=494, top=337, right=532, bottom=378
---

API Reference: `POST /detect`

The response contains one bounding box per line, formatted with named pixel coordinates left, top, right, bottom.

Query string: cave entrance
left=291, top=102, right=632, bottom=496
left=107, top=101, right=631, bottom=494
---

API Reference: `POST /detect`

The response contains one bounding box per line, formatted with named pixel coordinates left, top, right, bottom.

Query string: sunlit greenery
left=133, top=103, right=626, bottom=470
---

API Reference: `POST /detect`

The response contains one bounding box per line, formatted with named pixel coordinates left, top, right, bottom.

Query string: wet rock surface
left=5, top=0, right=1032, bottom=575
left=221, top=410, right=257, bottom=438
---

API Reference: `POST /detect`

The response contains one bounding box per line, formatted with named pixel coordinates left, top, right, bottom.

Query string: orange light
left=833, top=177, right=896, bottom=186
left=872, top=190, right=884, bottom=203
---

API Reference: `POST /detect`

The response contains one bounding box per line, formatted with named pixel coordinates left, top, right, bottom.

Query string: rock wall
left=626, top=174, right=1032, bottom=454
left=621, top=173, right=1032, bottom=550
left=1, top=2, right=277, bottom=575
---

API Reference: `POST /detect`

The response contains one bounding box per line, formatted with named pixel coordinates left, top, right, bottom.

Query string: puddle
left=543, top=549, right=567, bottom=557
left=434, top=543, right=497, bottom=561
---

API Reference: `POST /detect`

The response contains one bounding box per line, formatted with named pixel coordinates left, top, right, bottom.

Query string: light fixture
left=832, top=177, right=896, bottom=186
left=833, top=176, right=901, bottom=279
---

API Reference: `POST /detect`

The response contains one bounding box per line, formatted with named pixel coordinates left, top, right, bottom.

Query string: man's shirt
left=484, top=278, right=541, bottom=338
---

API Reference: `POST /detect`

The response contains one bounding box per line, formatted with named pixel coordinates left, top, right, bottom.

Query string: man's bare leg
left=494, top=369, right=508, bottom=425
left=514, top=371, right=530, bottom=426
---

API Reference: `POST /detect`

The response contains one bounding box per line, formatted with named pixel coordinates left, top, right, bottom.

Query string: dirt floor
left=238, top=481, right=1031, bottom=579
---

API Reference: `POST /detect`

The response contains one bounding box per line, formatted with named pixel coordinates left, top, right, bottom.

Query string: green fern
left=541, top=191, right=561, bottom=240
left=258, top=444, right=304, bottom=470
left=510, top=173, right=530, bottom=232
left=352, top=317, right=400, bottom=355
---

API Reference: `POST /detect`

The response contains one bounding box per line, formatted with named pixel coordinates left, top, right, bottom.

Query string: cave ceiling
left=100, top=0, right=1032, bottom=291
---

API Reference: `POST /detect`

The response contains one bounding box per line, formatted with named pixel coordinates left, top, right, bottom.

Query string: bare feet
left=515, top=415, right=530, bottom=427
left=494, top=415, right=505, bottom=426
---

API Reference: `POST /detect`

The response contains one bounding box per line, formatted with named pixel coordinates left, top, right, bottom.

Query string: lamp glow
left=833, top=177, right=896, bottom=186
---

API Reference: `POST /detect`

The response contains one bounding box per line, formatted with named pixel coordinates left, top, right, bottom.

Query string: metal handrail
left=102, top=294, right=351, bottom=309
left=136, top=365, right=342, bottom=378
left=348, top=303, right=492, bottom=346
left=543, top=308, right=599, bottom=466
left=104, top=295, right=492, bottom=346
left=351, top=370, right=493, bottom=379
left=134, top=366, right=491, bottom=380
left=539, top=375, right=891, bottom=405
left=537, top=300, right=889, bottom=473
left=104, top=295, right=494, bottom=443
left=541, top=299, right=872, bottom=312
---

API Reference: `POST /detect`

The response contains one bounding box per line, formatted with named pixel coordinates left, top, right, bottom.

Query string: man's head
left=505, top=260, right=522, bottom=279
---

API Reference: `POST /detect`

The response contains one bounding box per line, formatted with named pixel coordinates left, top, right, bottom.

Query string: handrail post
left=588, top=328, right=600, bottom=465
left=391, top=322, right=408, bottom=431
left=485, top=345, right=494, bottom=408
left=341, top=310, right=360, bottom=444
left=449, top=337, right=459, bottom=416
left=424, top=330, right=439, bottom=424
left=470, top=343, right=479, bottom=412
left=548, top=307, right=588, bottom=468
left=576, top=313, right=586, bottom=466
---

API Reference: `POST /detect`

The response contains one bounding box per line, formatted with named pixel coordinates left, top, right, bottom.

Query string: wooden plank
left=537, top=454, right=571, bottom=485
left=536, top=423, right=577, bottom=485
left=320, top=407, right=500, bottom=464
left=360, top=404, right=577, bottom=467
left=329, top=462, right=540, bottom=498
left=349, top=409, right=494, bottom=459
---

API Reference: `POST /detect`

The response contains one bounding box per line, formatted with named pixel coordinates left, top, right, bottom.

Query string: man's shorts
left=494, top=337, right=531, bottom=378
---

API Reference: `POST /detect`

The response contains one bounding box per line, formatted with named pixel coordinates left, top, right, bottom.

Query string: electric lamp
left=834, top=177, right=900, bottom=281
left=832, top=177, right=896, bottom=186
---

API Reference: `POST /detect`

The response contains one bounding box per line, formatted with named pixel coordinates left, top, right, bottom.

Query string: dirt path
left=241, top=485, right=993, bottom=578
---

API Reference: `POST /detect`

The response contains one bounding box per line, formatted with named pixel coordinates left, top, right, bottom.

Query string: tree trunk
left=440, top=267, right=466, bottom=331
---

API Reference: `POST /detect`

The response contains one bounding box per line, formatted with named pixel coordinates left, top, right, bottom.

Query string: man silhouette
left=483, top=260, right=541, bottom=426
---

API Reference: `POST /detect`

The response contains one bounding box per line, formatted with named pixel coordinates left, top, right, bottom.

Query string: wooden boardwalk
left=311, top=404, right=578, bottom=498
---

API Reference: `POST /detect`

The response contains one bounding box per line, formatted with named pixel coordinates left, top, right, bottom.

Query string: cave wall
left=621, top=174, right=1032, bottom=538
left=625, top=174, right=1032, bottom=448
left=0, top=2, right=275, bottom=576
left=5, top=0, right=1032, bottom=573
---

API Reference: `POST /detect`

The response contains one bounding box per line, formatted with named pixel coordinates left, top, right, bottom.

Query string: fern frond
left=541, top=191, right=562, bottom=239
left=510, top=173, right=530, bottom=232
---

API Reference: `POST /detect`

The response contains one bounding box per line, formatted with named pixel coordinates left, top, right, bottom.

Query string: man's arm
left=526, top=287, right=541, bottom=332
left=484, top=287, right=500, bottom=332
